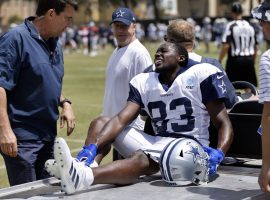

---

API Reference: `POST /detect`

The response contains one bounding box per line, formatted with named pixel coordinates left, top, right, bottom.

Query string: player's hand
left=60, top=103, right=75, bottom=136
left=258, top=164, right=270, bottom=192
left=203, top=146, right=224, bottom=176
left=76, top=144, right=98, bottom=166
left=0, top=128, right=17, bottom=157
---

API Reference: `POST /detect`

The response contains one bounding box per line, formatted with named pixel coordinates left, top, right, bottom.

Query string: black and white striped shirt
left=222, top=19, right=257, bottom=57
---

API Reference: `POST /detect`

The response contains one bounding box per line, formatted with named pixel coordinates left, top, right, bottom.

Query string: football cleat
left=45, top=159, right=98, bottom=180
left=54, top=137, right=94, bottom=194
left=45, top=159, right=60, bottom=179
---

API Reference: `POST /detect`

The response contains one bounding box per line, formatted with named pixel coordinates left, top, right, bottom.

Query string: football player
left=46, top=42, right=233, bottom=194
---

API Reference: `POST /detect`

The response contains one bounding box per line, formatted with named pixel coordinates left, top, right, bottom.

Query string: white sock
left=84, top=165, right=94, bottom=187
left=89, top=160, right=99, bottom=168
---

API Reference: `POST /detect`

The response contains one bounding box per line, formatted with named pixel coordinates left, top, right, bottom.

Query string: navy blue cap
left=111, top=7, right=136, bottom=25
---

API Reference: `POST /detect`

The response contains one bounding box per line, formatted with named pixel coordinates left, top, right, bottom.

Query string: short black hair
left=36, top=0, right=78, bottom=16
left=231, top=2, right=243, bottom=14
left=168, top=42, right=189, bottom=67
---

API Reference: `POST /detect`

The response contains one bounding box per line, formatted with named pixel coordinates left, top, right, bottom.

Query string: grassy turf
left=0, top=41, right=264, bottom=188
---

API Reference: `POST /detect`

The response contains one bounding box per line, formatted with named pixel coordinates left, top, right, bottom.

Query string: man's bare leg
left=92, top=151, right=159, bottom=185
left=45, top=117, right=111, bottom=178
left=53, top=138, right=160, bottom=194
left=82, top=116, right=111, bottom=164
left=84, top=116, right=110, bottom=145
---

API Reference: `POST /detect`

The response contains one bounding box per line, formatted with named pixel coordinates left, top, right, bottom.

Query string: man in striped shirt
left=252, top=0, right=270, bottom=193
left=219, top=2, right=258, bottom=87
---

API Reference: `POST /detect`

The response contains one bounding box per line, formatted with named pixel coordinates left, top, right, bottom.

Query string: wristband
left=59, top=98, right=72, bottom=107
left=217, top=148, right=225, bottom=162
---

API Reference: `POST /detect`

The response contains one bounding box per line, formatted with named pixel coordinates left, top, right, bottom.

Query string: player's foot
left=76, top=143, right=98, bottom=166
left=45, top=159, right=60, bottom=179
left=45, top=158, right=98, bottom=180
left=54, top=137, right=94, bottom=194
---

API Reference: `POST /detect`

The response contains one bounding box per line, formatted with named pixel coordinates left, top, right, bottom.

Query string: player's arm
left=0, top=87, right=17, bottom=157
left=206, top=99, right=233, bottom=154
left=205, top=99, right=233, bottom=176
left=96, top=101, right=141, bottom=149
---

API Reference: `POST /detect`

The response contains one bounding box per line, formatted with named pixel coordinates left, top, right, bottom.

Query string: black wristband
left=60, top=98, right=72, bottom=107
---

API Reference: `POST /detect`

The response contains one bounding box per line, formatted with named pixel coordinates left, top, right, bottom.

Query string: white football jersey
left=128, top=60, right=227, bottom=146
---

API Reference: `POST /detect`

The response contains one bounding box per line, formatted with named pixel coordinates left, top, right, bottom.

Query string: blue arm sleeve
left=200, top=72, right=227, bottom=105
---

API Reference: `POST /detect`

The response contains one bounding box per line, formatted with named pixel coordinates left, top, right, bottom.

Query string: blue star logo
left=185, top=145, right=201, bottom=163
left=218, top=80, right=227, bottom=94
left=116, top=10, right=125, bottom=17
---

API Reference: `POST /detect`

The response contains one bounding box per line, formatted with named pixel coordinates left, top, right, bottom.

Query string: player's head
left=159, top=138, right=209, bottom=186
left=35, top=0, right=78, bottom=39
left=165, top=19, right=195, bottom=51
left=231, top=2, right=243, bottom=18
left=252, top=0, right=270, bottom=39
left=110, top=7, right=137, bottom=47
left=154, top=42, right=188, bottom=74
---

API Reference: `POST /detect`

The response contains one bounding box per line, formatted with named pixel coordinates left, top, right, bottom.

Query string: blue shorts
left=1, top=139, right=54, bottom=186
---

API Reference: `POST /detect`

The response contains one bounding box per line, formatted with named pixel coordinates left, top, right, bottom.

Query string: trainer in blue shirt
left=0, top=0, right=77, bottom=186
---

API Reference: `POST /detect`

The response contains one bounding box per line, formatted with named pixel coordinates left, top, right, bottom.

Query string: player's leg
left=92, top=151, right=159, bottom=185
left=54, top=137, right=159, bottom=194
left=77, top=116, right=111, bottom=165
left=112, top=116, right=145, bottom=161
left=113, top=126, right=156, bottom=158
left=84, top=116, right=110, bottom=145
left=46, top=116, right=110, bottom=178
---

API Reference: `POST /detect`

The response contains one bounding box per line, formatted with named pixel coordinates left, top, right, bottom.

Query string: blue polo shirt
left=0, top=17, right=64, bottom=141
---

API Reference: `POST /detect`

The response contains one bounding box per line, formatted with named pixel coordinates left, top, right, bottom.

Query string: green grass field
left=0, top=41, right=264, bottom=188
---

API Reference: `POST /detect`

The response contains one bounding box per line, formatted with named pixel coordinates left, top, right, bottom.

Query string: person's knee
left=89, top=116, right=110, bottom=129
left=85, top=116, right=110, bottom=143
left=130, top=151, right=148, bottom=166
left=130, top=150, right=159, bottom=174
